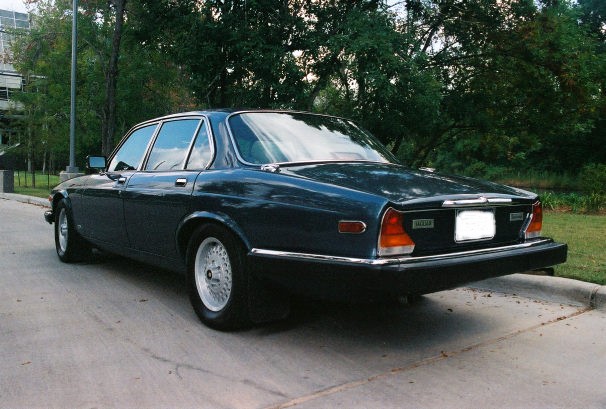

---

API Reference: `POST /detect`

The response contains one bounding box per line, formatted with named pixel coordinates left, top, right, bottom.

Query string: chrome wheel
left=57, top=207, right=69, bottom=253
left=54, top=198, right=90, bottom=263
left=187, top=224, right=250, bottom=330
left=194, top=237, right=233, bottom=312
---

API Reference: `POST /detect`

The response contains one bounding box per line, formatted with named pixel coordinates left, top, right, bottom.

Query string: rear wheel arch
left=176, top=212, right=251, bottom=262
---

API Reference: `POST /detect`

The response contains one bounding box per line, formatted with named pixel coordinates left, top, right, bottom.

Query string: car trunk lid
left=280, top=162, right=536, bottom=256
left=279, top=162, right=535, bottom=205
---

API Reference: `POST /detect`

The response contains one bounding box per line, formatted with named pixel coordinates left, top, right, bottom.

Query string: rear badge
left=510, top=212, right=524, bottom=222
left=412, top=219, right=435, bottom=229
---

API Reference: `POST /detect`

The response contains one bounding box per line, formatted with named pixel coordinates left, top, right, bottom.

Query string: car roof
left=140, top=109, right=340, bottom=124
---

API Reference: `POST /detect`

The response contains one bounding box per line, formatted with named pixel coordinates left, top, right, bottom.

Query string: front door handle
left=175, top=178, right=187, bottom=187
left=117, top=177, right=127, bottom=184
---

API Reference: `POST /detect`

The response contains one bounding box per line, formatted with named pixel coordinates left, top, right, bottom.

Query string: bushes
left=476, top=163, right=606, bottom=214
left=572, top=163, right=606, bottom=213
left=579, top=163, right=606, bottom=195
left=541, top=192, right=604, bottom=213
left=541, top=163, right=605, bottom=213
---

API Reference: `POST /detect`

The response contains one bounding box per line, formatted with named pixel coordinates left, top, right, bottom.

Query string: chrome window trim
left=142, top=117, right=198, bottom=171
left=250, top=238, right=553, bottom=266
left=185, top=117, right=216, bottom=170
left=181, top=119, right=205, bottom=170
left=107, top=122, right=160, bottom=173
left=141, top=115, right=215, bottom=172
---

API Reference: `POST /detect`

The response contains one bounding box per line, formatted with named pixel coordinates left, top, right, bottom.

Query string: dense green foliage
left=8, top=0, right=195, bottom=168
left=579, top=163, right=606, bottom=194
left=5, top=0, right=605, bottom=176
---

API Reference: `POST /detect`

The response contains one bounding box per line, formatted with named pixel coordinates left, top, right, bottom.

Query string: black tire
left=54, top=198, right=90, bottom=263
left=398, top=293, right=424, bottom=305
left=186, top=224, right=250, bottom=330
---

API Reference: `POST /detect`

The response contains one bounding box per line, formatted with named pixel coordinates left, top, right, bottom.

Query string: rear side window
left=108, top=124, right=157, bottom=172
left=145, top=119, right=200, bottom=171
left=186, top=120, right=212, bottom=169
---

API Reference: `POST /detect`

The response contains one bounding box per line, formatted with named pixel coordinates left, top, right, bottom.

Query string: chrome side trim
left=250, top=239, right=553, bottom=266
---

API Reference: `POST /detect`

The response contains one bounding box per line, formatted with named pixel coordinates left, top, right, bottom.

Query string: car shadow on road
left=73, top=250, right=509, bottom=355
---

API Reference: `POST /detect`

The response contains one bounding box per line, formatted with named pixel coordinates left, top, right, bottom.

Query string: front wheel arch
left=51, top=191, right=69, bottom=214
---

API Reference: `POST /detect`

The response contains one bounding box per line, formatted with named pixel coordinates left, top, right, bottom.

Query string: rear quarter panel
left=191, top=169, right=387, bottom=258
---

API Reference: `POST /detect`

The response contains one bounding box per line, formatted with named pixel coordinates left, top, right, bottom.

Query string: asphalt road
left=1, top=198, right=605, bottom=409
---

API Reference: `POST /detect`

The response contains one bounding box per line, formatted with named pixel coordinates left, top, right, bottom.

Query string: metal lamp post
left=63, top=0, right=79, bottom=177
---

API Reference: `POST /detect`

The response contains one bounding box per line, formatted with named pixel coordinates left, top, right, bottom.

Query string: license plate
left=455, top=210, right=495, bottom=242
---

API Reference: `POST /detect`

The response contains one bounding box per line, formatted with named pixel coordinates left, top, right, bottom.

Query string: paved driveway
left=1, top=198, right=605, bottom=408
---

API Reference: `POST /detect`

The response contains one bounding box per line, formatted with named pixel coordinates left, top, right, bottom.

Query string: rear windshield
left=228, top=112, right=395, bottom=165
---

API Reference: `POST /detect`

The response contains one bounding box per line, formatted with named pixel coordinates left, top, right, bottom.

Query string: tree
left=404, top=0, right=604, bottom=172
left=130, top=0, right=445, bottom=157
left=9, top=0, right=606, bottom=174
left=80, top=0, right=128, bottom=156
left=10, top=0, right=194, bottom=168
left=578, top=0, right=606, bottom=167
left=9, top=1, right=73, bottom=173
left=130, top=0, right=310, bottom=108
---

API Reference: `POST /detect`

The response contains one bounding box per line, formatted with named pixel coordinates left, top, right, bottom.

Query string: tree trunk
left=101, top=0, right=127, bottom=157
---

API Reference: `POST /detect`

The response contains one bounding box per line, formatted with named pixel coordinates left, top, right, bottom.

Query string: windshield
left=228, top=112, right=396, bottom=165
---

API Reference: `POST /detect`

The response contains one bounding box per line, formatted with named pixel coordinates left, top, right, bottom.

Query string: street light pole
left=66, top=0, right=78, bottom=174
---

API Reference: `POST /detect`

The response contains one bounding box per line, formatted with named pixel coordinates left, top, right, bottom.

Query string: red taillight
left=525, top=201, right=543, bottom=239
left=378, top=208, right=415, bottom=256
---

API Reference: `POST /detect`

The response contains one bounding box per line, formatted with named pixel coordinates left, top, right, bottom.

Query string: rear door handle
left=175, top=178, right=187, bottom=187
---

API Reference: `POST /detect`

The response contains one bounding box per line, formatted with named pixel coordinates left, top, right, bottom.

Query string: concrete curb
left=472, top=273, right=606, bottom=310
left=596, top=286, right=606, bottom=310
left=0, top=192, right=50, bottom=208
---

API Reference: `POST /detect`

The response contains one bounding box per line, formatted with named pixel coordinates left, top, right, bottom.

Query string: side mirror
left=86, top=155, right=107, bottom=170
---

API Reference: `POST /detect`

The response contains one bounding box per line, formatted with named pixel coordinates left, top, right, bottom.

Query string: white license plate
left=455, top=210, right=496, bottom=242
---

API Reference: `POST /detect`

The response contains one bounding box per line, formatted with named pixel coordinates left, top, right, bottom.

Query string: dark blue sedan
left=45, top=110, right=567, bottom=330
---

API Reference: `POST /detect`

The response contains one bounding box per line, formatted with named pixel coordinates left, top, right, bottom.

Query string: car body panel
left=190, top=168, right=387, bottom=258
left=80, top=172, right=132, bottom=247
left=123, top=171, right=198, bottom=257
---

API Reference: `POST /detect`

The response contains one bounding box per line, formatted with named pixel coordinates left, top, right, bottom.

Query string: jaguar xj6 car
left=44, top=110, right=567, bottom=329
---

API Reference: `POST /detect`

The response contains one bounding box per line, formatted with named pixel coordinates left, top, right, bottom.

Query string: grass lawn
left=543, top=212, right=606, bottom=285
left=13, top=172, right=60, bottom=198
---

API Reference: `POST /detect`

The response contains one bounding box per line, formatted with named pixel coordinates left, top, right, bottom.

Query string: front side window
left=108, top=124, right=157, bottom=172
left=228, top=112, right=395, bottom=165
left=145, top=119, right=200, bottom=171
